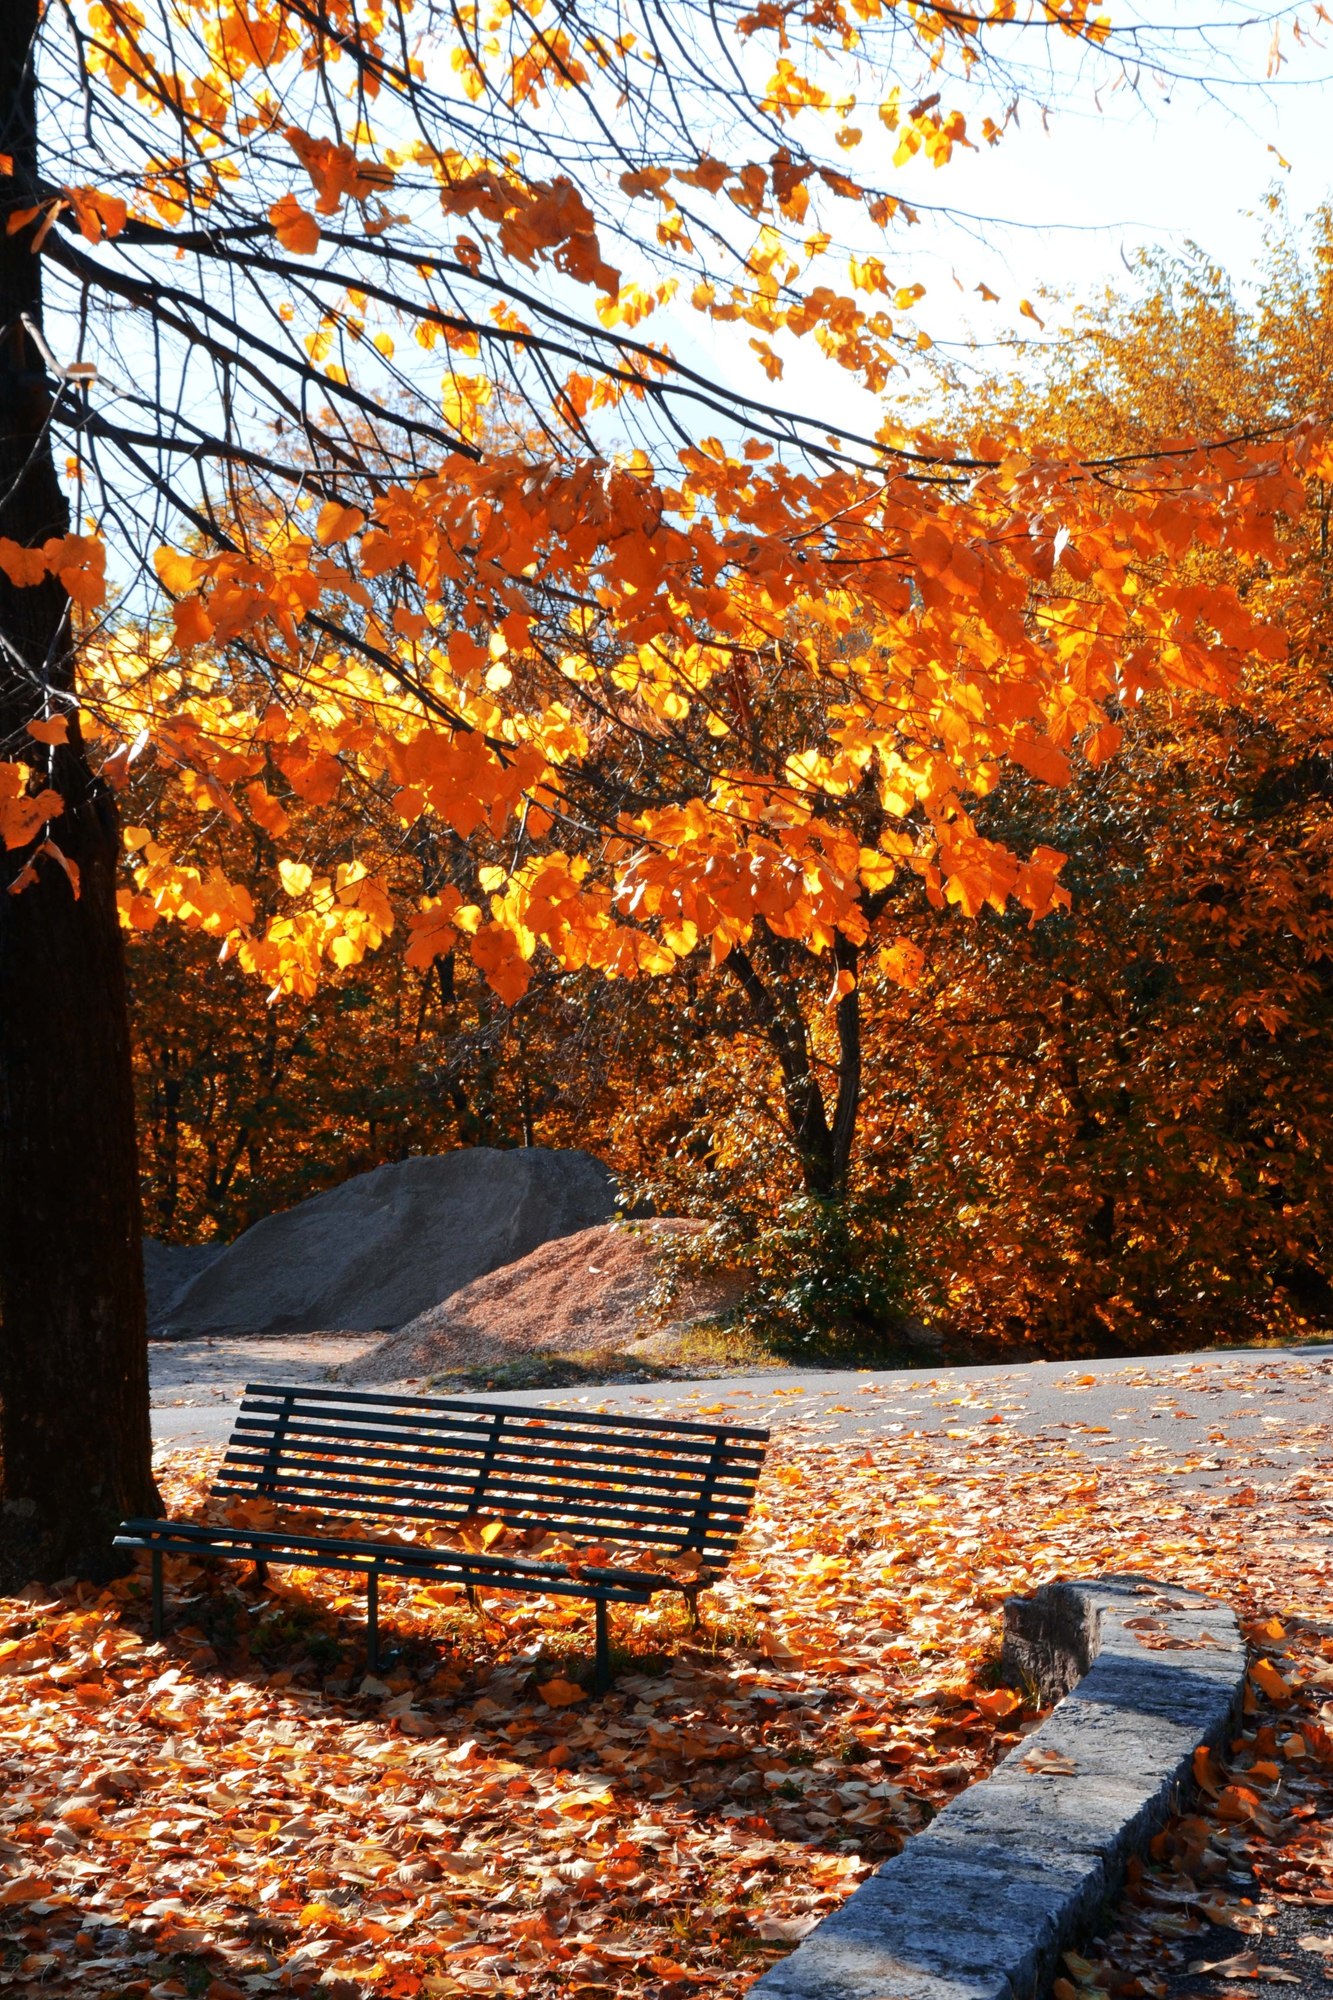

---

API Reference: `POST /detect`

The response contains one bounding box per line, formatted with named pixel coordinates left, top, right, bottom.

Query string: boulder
left=143, top=1237, right=227, bottom=1325
left=152, top=1146, right=619, bottom=1338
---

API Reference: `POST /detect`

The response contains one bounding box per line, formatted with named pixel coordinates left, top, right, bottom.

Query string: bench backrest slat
left=217, top=1456, right=759, bottom=1520
left=232, top=1400, right=767, bottom=1463
left=226, top=1414, right=765, bottom=1476
left=221, top=1431, right=763, bottom=1494
left=213, top=1385, right=768, bottom=1561
left=240, top=1382, right=769, bottom=1439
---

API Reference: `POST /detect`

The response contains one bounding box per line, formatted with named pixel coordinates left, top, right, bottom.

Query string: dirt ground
left=150, top=1332, right=382, bottom=1409
left=147, top=1321, right=776, bottom=1416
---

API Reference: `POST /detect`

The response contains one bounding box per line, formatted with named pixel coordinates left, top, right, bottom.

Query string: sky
left=667, top=3, right=1333, bottom=445
left=45, top=0, right=1333, bottom=559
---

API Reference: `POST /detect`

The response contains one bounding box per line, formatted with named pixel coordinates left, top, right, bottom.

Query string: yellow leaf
left=172, top=595, right=214, bottom=648
left=0, top=761, right=63, bottom=850
left=974, top=1687, right=1021, bottom=1719
left=269, top=193, right=321, bottom=255
left=278, top=859, right=313, bottom=897
left=315, top=501, right=366, bottom=547
left=0, top=537, right=50, bottom=587
left=879, top=938, right=925, bottom=990
left=154, top=546, right=198, bottom=594
left=26, top=716, right=68, bottom=746
left=1250, top=1658, right=1292, bottom=1703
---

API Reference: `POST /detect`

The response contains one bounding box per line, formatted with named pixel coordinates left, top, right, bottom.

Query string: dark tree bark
left=728, top=922, right=861, bottom=1196
left=0, top=3, right=158, bottom=1585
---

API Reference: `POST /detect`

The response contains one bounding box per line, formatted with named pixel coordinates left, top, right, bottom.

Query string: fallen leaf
left=537, top=1676, right=587, bottom=1707
left=1187, top=1954, right=1258, bottom=1977
left=1022, top=1747, right=1078, bottom=1776
left=752, top=1914, right=821, bottom=1941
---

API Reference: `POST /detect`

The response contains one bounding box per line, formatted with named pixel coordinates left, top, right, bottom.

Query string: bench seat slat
left=241, top=1384, right=770, bottom=1443
left=113, top=1523, right=659, bottom=1604
left=117, top=1515, right=688, bottom=1585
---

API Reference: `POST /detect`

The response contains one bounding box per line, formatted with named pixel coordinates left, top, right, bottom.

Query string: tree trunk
left=0, top=8, right=158, bottom=1585
left=728, top=924, right=862, bottom=1195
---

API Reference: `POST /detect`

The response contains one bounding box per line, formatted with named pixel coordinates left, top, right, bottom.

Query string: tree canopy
left=120, top=203, right=1333, bottom=1361
left=4, top=0, right=1316, bottom=1033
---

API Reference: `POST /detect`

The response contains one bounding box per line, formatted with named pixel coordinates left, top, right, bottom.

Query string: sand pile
left=152, top=1147, right=619, bottom=1339
left=344, top=1218, right=744, bottom=1382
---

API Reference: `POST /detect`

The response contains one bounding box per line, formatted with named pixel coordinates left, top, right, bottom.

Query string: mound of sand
left=344, top=1218, right=743, bottom=1382
left=153, top=1147, right=619, bottom=1339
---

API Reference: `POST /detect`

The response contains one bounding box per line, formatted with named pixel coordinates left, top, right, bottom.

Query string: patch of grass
left=419, top=1321, right=782, bottom=1395
left=679, top=1610, right=766, bottom=1657
left=179, top=1957, right=215, bottom=1996
left=505, top=1593, right=766, bottom=1693
left=395, top=1315, right=989, bottom=1394
left=507, top=1603, right=693, bottom=1693
left=424, top=1348, right=679, bottom=1394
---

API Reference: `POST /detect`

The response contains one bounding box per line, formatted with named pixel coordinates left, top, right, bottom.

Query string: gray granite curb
left=752, top=1575, right=1247, bottom=2000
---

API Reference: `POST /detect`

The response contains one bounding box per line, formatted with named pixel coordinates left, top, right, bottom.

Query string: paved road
left=151, top=1341, right=1333, bottom=1489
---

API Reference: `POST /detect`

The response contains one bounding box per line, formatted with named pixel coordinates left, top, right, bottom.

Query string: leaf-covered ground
left=1058, top=1618, right=1333, bottom=2000
left=2, top=1371, right=1330, bottom=2000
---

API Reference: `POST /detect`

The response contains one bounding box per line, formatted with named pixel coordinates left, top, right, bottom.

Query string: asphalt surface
left=151, top=1341, right=1333, bottom=1488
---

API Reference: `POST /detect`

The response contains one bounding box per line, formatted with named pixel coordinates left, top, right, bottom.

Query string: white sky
left=660, top=7, right=1333, bottom=445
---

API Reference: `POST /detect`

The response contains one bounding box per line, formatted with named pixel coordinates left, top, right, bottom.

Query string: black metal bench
left=116, top=1384, right=769, bottom=1689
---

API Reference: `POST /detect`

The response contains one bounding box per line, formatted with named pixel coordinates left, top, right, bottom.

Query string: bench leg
left=253, top=1558, right=268, bottom=1586
left=367, top=1570, right=379, bottom=1673
left=151, top=1550, right=164, bottom=1641
left=594, top=1598, right=610, bottom=1695
left=683, top=1585, right=702, bottom=1632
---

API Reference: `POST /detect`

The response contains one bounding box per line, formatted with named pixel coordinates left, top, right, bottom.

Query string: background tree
left=597, top=206, right=1333, bottom=1355
left=733, top=206, right=1333, bottom=1354
left=880, top=204, right=1333, bottom=1352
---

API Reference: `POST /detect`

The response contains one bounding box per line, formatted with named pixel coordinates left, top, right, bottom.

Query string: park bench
left=115, top=1384, right=769, bottom=1689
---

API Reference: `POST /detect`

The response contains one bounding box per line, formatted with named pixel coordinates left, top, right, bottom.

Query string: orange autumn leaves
left=1, top=0, right=1320, bottom=1019
left=1062, top=1617, right=1333, bottom=2000
left=0, top=752, right=62, bottom=853
left=4, top=182, right=127, bottom=251
left=28, top=419, right=1320, bottom=1008
left=0, top=532, right=106, bottom=608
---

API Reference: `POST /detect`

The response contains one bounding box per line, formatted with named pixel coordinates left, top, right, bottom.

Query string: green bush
left=647, top=1178, right=914, bottom=1357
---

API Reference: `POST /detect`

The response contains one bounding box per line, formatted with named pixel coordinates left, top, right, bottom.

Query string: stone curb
left=751, top=1575, right=1248, bottom=2000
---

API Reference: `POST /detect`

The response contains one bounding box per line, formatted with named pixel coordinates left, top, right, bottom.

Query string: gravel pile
left=343, top=1218, right=742, bottom=1381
